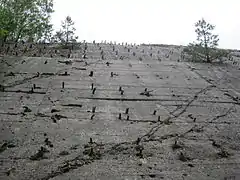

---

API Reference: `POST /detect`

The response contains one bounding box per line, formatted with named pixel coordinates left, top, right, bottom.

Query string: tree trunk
left=203, top=31, right=211, bottom=63
left=206, top=54, right=210, bottom=63
left=66, top=23, right=69, bottom=46
left=205, top=44, right=210, bottom=63
left=15, top=27, right=24, bottom=42
left=1, top=35, right=7, bottom=46
left=4, top=36, right=7, bottom=42
left=15, top=33, right=20, bottom=42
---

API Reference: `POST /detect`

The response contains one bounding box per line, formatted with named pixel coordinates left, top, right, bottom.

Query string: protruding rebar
left=92, top=88, right=96, bottom=94
left=89, top=71, right=93, bottom=77
left=153, top=110, right=157, bottom=115
left=136, top=137, right=141, bottom=145
left=92, top=106, right=96, bottom=113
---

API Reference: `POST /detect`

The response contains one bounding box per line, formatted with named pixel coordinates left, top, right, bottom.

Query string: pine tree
left=54, top=16, right=78, bottom=45
left=184, top=18, right=228, bottom=63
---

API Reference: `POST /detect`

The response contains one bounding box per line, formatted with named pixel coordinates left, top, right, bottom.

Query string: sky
left=51, top=0, right=240, bottom=49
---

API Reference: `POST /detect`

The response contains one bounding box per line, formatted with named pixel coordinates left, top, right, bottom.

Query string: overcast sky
left=51, top=0, right=240, bottom=49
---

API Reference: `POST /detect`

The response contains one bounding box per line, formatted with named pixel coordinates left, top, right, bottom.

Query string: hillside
left=0, top=42, right=240, bottom=180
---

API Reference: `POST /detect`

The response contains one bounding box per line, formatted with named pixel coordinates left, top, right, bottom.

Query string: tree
left=0, top=0, right=54, bottom=43
left=0, top=29, right=8, bottom=44
left=54, top=16, right=78, bottom=45
left=0, top=0, right=13, bottom=43
left=184, top=18, right=229, bottom=63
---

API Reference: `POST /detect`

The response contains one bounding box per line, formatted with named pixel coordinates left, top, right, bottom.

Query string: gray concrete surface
left=0, top=43, right=240, bottom=180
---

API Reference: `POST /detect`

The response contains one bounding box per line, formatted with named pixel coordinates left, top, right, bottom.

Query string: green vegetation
left=53, top=16, right=78, bottom=46
left=184, top=18, right=229, bottom=63
left=0, top=0, right=54, bottom=43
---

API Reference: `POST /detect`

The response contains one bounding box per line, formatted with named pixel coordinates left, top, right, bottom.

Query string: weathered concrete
left=0, top=43, right=240, bottom=180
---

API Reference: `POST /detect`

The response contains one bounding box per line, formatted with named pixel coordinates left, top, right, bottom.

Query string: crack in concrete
left=39, top=141, right=105, bottom=180
left=188, top=64, right=240, bottom=106
left=39, top=157, right=94, bottom=180
left=4, top=74, right=40, bottom=88
left=210, top=105, right=235, bottom=123
left=139, top=85, right=214, bottom=140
